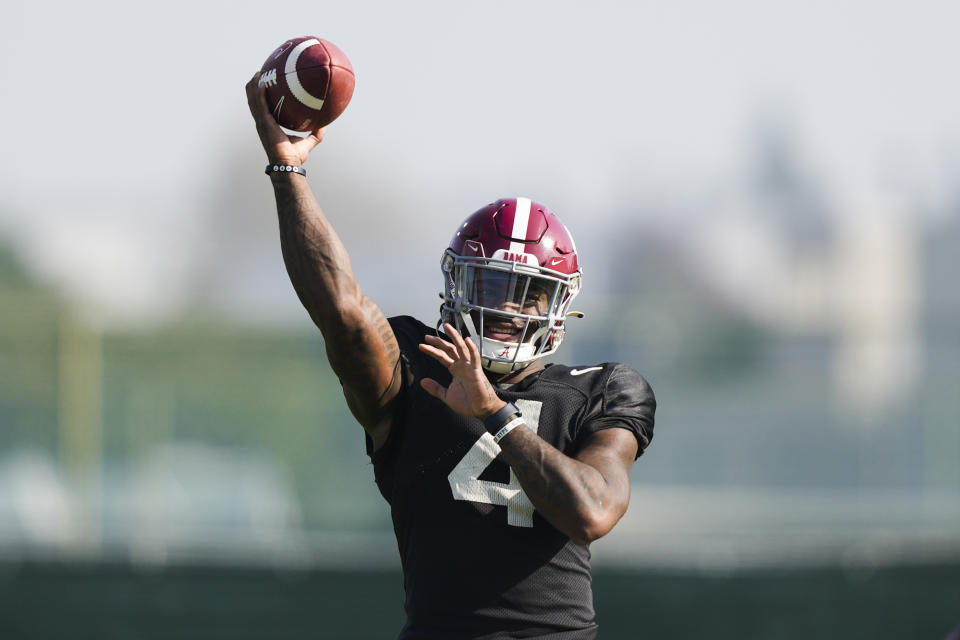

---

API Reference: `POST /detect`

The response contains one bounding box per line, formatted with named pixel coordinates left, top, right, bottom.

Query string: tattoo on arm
left=270, top=175, right=401, bottom=420
left=363, top=295, right=401, bottom=365
left=496, top=428, right=634, bottom=544
left=274, top=180, right=354, bottom=321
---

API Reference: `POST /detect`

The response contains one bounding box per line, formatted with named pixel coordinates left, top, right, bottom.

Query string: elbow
left=311, top=288, right=365, bottom=335
left=567, top=509, right=617, bottom=546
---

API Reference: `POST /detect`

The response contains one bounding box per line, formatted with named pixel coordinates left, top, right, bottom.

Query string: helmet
left=440, top=197, right=583, bottom=373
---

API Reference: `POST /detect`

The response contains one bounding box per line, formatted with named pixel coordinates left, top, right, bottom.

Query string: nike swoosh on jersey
left=569, top=367, right=603, bottom=376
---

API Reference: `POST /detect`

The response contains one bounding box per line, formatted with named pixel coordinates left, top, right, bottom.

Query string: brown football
left=258, top=36, right=355, bottom=132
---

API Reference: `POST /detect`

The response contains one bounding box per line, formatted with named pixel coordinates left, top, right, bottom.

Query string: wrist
left=265, top=163, right=306, bottom=178
left=482, top=402, right=520, bottom=435
left=478, top=400, right=508, bottom=421
left=492, top=416, right=526, bottom=444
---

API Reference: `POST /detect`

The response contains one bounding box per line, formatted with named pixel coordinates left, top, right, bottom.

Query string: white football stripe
left=509, top=197, right=531, bottom=254
left=285, top=38, right=326, bottom=111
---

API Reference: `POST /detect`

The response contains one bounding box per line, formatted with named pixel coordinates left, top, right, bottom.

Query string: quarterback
left=247, top=74, right=656, bottom=639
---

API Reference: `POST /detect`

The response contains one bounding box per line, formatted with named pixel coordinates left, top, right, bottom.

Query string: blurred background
left=1, top=1, right=958, bottom=638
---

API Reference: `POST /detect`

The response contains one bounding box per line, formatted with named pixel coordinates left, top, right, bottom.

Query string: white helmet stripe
left=562, top=222, right=578, bottom=254
left=285, top=39, right=326, bottom=111
left=509, top=197, right=532, bottom=254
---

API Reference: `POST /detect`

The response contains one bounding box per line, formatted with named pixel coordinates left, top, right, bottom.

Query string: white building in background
left=692, top=186, right=923, bottom=421
left=830, top=195, right=921, bottom=418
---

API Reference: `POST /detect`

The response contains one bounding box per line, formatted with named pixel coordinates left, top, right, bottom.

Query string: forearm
left=271, top=173, right=399, bottom=402
left=496, top=427, right=626, bottom=545
left=246, top=72, right=399, bottom=434
left=417, top=325, right=632, bottom=543
left=271, top=173, right=361, bottom=329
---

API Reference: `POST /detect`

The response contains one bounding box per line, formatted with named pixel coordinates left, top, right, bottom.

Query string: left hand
left=418, top=324, right=506, bottom=419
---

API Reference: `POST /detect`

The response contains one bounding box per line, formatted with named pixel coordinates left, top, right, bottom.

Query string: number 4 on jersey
left=447, top=399, right=542, bottom=527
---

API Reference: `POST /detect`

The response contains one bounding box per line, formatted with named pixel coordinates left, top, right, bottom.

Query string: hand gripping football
left=258, top=36, right=355, bottom=132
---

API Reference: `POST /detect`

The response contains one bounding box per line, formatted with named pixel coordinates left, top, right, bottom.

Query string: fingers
left=246, top=70, right=308, bottom=166
left=418, top=341, right=456, bottom=367
left=293, top=125, right=326, bottom=157
left=420, top=326, right=483, bottom=373
left=419, top=377, right=447, bottom=401
left=308, top=126, right=326, bottom=145
left=244, top=72, right=261, bottom=103
left=424, top=332, right=465, bottom=362
left=246, top=72, right=283, bottom=142
left=245, top=72, right=269, bottom=121
left=445, top=324, right=485, bottom=372
left=443, top=323, right=469, bottom=359
left=463, top=329, right=482, bottom=360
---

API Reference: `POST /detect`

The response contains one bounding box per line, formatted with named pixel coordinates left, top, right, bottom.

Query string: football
left=258, top=36, right=355, bottom=132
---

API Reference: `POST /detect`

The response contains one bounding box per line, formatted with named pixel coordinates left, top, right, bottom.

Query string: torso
left=369, top=316, right=655, bottom=639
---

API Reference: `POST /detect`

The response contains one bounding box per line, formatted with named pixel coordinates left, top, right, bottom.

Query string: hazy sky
left=3, top=0, right=959, bottom=324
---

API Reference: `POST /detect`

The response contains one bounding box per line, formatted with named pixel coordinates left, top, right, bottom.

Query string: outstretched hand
left=419, top=324, right=507, bottom=420
left=245, top=72, right=325, bottom=166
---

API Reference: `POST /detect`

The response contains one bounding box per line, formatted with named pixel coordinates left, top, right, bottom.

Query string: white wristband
left=493, top=417, right=526, bottom=443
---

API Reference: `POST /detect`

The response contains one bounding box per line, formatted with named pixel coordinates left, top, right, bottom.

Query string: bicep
left=574, top=428, right=638, bottom=515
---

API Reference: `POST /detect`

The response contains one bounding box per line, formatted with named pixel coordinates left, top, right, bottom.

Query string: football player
left=246, top=73, right=656, bottom=640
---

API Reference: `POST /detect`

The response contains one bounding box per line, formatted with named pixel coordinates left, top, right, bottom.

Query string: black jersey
left=368, top=316, right=656, bottom=640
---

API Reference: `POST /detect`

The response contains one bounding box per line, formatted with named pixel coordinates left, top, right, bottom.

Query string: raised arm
left=245, top=73, right=400, bottom=449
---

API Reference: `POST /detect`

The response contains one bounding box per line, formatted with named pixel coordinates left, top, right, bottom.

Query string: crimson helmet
left=440, top=197, right=583, bottom=373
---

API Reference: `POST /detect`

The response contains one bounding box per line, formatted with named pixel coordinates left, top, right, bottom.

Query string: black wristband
left=265, top=164, right=306, bottom=177
left=483, top=402, right=521, bottom=435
